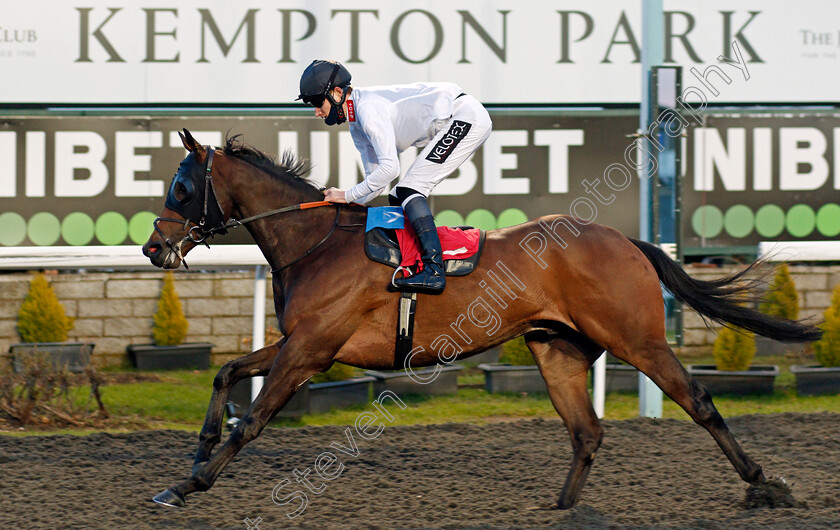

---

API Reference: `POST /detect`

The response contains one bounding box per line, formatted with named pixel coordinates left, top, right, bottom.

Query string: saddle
left=364, top=207, right=486, bottom=277
left=363, top=206, right=487, bottom=370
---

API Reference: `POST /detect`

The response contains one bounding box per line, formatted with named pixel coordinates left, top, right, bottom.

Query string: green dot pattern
left=3, top=202, right=839, bottom=248
left=28, top=212, right=61, bottom=246
left=723, top=205, right=754, bottom=239
left=95, top=212, right=129, bottom=245
left=61, top=212, right=95, bottom=246
left=0, top=212, right=27, bottom=246
left=786, top=204, right=815, bottom=238
left=816, top=204, right=840, bottom=237
left=691, top=205, right=723, bottom=238
left=497, top=208, right=528, bottom=228
left=129, top=211, right=159, bottom=245
left=755, top=204, right=786, bottom=238
left=465, top=209, right=497, bottom=230
left=434, top=210, right=465, bottom=227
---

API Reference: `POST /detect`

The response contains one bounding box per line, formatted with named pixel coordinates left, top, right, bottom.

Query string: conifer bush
left=813, top=284, right=840, bottom=367
left=152, top=271, right=188, bottom=346
left=713, top=326, right=756, bottom=371
left=760, top=264, right=799, bottom=320
left=17, top=273, right=74, bottom=343
left=500, top=336, right=536, bottom=366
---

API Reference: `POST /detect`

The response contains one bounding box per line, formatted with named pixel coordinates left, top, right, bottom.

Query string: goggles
left=302, top=94, right=326, bottom=108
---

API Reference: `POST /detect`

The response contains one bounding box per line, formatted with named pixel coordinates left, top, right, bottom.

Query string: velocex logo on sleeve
left=425, top=120, right=472, bottom=164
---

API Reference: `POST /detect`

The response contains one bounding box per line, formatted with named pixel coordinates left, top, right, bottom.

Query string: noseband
left=153, top=147, right=337, bottom=271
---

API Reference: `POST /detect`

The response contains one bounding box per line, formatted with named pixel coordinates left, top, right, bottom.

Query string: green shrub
left=814, top=284, right=840, bottom=367
left=311, top=362, right=356, bottom=383
left=153, top=271, right=188, bottom=346
left=760, top=264, right=799, bottom=320
left=499, top=336, right=536, bottom=366
left=713, top=326, right=756, bottom=371
left=17, top=273, right=74, bottom=343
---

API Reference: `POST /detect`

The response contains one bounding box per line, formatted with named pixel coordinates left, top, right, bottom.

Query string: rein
left=206, top=200, right=333, bottom=239
left=271, top=205, right=341, bottom=273
left=154, top=146, right=339, bottom=271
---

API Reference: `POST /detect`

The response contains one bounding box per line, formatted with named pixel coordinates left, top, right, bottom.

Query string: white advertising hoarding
left=0, top=0, right=838, bottom=104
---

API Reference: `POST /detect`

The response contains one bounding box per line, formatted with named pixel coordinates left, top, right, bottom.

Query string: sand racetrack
left=1, top=412, right=838, bottom=529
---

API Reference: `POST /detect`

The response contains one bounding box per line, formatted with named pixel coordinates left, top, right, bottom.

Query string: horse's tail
left=629, top=238, right=822, bottom=343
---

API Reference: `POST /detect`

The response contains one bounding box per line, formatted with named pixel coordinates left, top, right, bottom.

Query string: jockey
left=297, top=59, right=492, bottom=295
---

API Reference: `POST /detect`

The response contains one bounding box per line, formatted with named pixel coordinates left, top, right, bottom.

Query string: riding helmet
left=297, top=60, right=352, bottom=101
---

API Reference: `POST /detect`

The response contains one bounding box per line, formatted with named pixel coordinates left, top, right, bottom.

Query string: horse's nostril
left=148, top=243, right=161, bottom=255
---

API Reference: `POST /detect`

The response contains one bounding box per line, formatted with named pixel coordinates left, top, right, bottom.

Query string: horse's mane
left=223, top=134, right=320, bottom=196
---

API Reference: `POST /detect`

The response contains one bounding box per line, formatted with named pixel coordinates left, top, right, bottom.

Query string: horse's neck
left=227, top=166, right=333, bottom=271
left=232, top=181, right=319, bottom=219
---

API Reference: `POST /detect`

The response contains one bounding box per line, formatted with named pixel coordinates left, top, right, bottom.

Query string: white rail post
left=250, top=265, right=267, bottom=402
left=638, top=0, right=664, bottom=418
left=593, top=351, right=606, bottom=419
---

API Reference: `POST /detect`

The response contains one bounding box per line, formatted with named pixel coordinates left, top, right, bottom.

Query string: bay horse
left=143, top=129, right=820, bottom=510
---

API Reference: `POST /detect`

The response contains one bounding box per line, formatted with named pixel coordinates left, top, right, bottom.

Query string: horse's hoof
left=152, top=488, right=186, bottom=508
left=553, top=496, right=579, bottom=510
left=744, top=476, right=799, bottom=509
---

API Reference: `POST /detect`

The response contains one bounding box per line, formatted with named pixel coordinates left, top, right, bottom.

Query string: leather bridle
left=153, top=147, right=338, bottom=271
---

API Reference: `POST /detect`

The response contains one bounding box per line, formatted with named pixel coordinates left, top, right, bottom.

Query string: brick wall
left=0, top=271, right=277, bottom=368
left=680, top=265, right=840, bottom=355
left=2, top=265, right=839, bottom=368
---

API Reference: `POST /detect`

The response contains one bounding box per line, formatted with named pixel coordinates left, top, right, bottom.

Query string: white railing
left=1, top=244, right=271, bottom=401
left=758, top=241, right=840, bottom=262
left=0, top=245, right=266, bottom=269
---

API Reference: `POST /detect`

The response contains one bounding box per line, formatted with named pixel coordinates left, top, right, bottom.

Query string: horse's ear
left=180, top=129, right=201, bottom=152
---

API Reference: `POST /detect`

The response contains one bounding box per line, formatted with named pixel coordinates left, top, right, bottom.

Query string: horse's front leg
left=153, top=332, right=335, bottom=507
left=192, top=338, right=285, bottom=474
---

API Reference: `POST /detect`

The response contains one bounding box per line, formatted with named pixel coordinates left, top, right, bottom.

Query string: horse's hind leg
left=617, top=338, right=765, bottom=485
left=526, top=330, right=605, bottom=510
left=193, top=338, right=285, bottom=472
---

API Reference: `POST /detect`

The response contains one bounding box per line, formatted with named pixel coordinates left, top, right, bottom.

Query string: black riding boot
left=394, top=196, right=446, bottom=294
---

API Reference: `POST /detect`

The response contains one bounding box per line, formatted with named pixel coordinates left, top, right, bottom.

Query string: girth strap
left=394, top=291, right=417, bottom=369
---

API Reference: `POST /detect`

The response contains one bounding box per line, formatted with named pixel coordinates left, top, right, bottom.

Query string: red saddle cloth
left=395, top=221, right=481, bottom=272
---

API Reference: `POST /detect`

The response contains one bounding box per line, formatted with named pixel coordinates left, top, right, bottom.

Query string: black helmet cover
left=297, top=60, right=351, bottom=106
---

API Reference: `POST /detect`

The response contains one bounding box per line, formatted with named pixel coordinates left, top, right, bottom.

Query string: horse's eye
left=174, top=182, right=188, bottom=201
